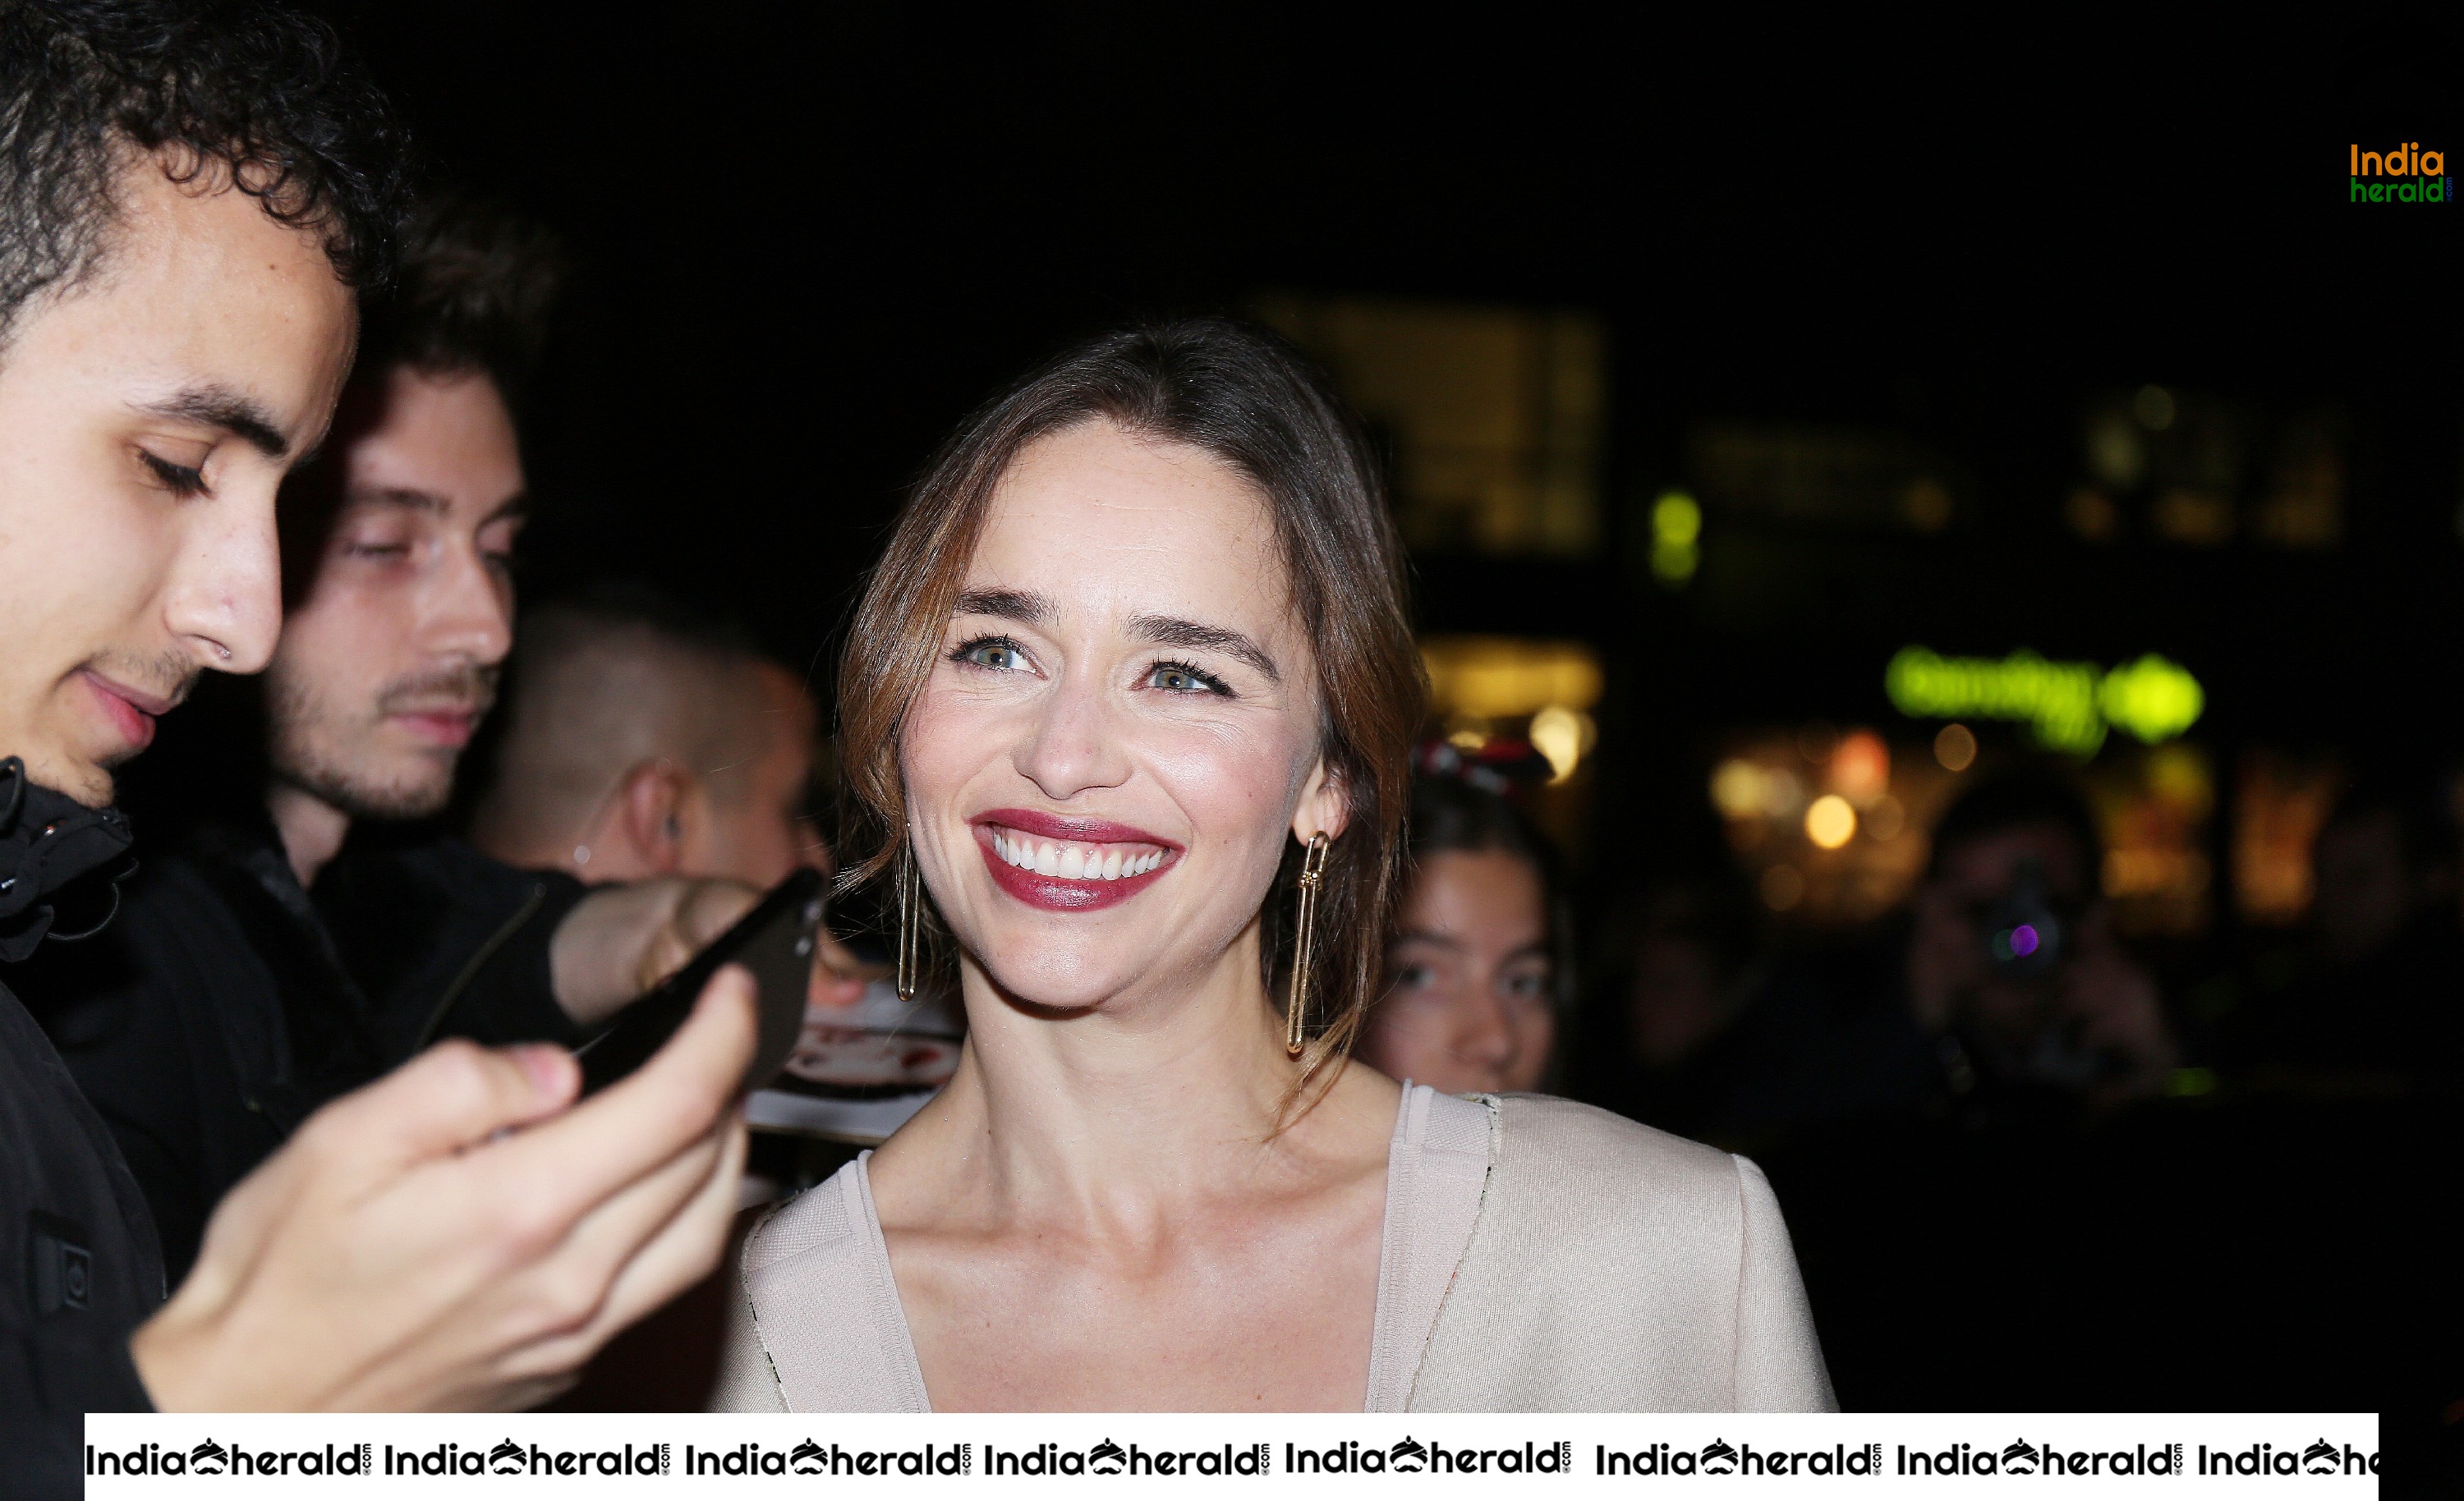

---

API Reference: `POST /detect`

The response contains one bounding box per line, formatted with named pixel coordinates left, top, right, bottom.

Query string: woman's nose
left=1453, top=984, right=1518, bottom=1069
left=1013, top=675, right=1130, bottom=799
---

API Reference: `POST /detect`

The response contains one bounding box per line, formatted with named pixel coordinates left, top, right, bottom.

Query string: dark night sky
left=315, top=2, right=2462, bottom=760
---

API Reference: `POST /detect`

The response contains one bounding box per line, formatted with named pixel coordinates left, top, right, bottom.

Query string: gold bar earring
left=1285, top=831, right=1332, bottom=1057
left=895, top=844, right=923, bottom=1002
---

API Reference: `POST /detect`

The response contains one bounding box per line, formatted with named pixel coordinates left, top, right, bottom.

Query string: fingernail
left=511, top=1044, right=576, bottom=1099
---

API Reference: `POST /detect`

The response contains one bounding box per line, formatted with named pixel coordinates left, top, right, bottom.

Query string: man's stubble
left=265, top=659, right=498, bottom=822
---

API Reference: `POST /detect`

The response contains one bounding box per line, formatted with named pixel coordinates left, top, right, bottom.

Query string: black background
left=317, top=1, right=2462, bottom=703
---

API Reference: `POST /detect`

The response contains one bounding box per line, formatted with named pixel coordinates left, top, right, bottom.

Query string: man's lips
left=969, top=809, right=1179, bottom=912
left=80, top=671, right=175, bottom=755
left=388, top=707, right=481, bottom=747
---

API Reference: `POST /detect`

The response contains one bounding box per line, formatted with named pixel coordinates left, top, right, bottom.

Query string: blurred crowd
left=1554, top=764, right=2464, bottom=1137
left=1368, top=750, right=2457, bottom=1421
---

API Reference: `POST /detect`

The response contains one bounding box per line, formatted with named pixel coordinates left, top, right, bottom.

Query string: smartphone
left=575, top=867, right=828, bottom=1098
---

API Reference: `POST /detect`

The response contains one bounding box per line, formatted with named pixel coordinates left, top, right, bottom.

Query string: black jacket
left=23, top=812, right=591, bottom=1285
left=0, top=760, right=159, bottom=1498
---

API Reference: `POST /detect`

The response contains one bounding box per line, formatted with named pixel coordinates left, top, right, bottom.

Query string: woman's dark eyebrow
left=1394, top=932, right=1550, bottom=962
left=1129, top=613, right=1280, bottom=683
left=954, top=587, right=1054, bottom=625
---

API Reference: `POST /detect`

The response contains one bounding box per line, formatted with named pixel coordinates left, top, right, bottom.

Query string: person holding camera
left=1901, top=773, right=2177, bottom=1115
left=1703, top=771, right=2177, bottom=1138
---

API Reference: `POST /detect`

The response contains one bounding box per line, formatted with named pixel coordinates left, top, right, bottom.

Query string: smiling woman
left=834, top=319, right=1423, bottom=1081
left=715, top=319, right=1836, bottom=1414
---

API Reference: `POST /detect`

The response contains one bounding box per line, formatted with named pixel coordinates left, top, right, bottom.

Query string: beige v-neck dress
left=712, top=1086, right=1837, bottom=1412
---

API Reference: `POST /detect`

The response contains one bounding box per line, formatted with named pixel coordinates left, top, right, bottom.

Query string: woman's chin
left=972, top=954, right=1143, bottom=1017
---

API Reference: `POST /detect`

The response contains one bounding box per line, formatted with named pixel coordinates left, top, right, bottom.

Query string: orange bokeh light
left=1831, top=729, right=1891, bottom=805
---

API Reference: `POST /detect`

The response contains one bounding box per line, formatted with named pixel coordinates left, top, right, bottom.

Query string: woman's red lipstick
left=969, top=809, right=1179, bottom=912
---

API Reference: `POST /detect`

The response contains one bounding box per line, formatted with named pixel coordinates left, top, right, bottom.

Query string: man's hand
left=549, top=877, right=762, bottom=1027
left=127, top=968, right=757, bottom=1411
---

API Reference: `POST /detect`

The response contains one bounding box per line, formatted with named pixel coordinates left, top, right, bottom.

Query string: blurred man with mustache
left=256, top=195, right=545, bottom=881
left=31, top=194, right=757, bottom=1287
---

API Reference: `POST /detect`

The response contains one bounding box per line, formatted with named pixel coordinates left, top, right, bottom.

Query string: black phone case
left=574, top=867, right=827, bottom=1097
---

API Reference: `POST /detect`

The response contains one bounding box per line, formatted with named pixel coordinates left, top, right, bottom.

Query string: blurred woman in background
left=1358, top=772, right=1568, bottom=1095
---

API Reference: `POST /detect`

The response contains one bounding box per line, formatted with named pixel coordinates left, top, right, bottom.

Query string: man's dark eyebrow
left=136, top=386, right=289, bottom=458
left=351, top=487, right=447, bottom=515
left=954, top=588, right=1054, bottom=625
left=1129, top=613, right=1280, bottom=683
left=343, top=489, right=531, bottom=524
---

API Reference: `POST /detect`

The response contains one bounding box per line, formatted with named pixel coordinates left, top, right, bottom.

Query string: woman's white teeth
left=991, top=831, right=1162, bottom=880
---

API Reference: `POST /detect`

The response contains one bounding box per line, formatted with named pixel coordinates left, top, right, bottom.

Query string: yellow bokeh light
left=1710, top=760, right=1767, bottom=819
left=2145, top=742, right=2214, bottom=817
left=1804, top=793, right=1857, bottom=850
left=1529, top=705, right=1594, bottom=783
left=1421, top=637, right=1603, bottom=720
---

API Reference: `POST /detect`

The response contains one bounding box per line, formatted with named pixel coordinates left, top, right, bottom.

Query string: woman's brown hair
left=838, top=318, right=1425, bottom=1088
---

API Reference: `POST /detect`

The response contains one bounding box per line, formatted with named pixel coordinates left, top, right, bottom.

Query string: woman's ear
left=1292, top=760, right=1351, bottom=845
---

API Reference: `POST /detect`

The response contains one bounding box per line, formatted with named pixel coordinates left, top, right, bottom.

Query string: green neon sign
left=1886, top=646, right=2203, bottom=755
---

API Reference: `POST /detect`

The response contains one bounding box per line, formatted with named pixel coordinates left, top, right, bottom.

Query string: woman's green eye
left=964, top=643, right=1023, bottom=670
left=1147, top=659, right=1229, bottom=695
